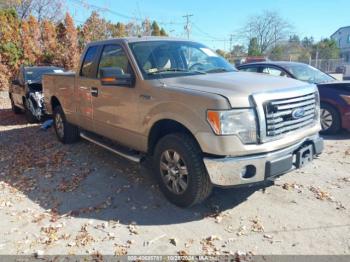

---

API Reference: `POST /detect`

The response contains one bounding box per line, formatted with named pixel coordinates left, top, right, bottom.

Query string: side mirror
left=12, top=79, right=20, bottom=85
left=100, top=67, right=135, bottom=87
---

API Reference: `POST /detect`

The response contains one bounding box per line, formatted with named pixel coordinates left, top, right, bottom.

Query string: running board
left=80, top=132, right=141, bottom=163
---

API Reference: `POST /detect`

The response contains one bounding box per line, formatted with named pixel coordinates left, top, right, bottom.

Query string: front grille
left=264, top=93, right=317, bottom=137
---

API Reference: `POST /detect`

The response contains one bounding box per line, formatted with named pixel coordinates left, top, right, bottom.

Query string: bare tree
left=239, top=11, right=293, bottom=54
left=3, top=0, right=64, bottom=21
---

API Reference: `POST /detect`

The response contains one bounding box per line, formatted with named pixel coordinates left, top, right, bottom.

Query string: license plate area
left=295, top=144, right=313, bottom=168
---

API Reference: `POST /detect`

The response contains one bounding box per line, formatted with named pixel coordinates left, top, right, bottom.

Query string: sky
left=67, top=0, right=349, bottom=50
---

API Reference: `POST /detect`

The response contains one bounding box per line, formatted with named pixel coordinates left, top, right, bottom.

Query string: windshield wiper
left=147, top=68, right=206, bottom=75
left=147, top=68, right=188, bottom=75
left=206, top=68, right=231, bottom=74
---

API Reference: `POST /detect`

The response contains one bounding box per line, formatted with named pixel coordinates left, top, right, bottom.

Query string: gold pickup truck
left=43, top=37, right=323, bottom=207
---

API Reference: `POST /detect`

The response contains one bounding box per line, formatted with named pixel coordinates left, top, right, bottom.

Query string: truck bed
left=42, top=72, right=76, bottom=115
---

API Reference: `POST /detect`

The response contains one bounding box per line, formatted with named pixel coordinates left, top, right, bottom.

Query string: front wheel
left=320, top=104, right=341, bottom=135
left=10, top=94, right=22, bottom=114
left=53, top=105, right=80, bottom=144
left=24, top=97, right=39, bottom=123
left=153, top=133, right=212, bottom=207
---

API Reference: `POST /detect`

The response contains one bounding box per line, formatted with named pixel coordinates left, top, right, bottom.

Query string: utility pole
left=229, top=34, right=234, bottom=61
left=229, top=34, right=234, bottom=52
left=183, top=14, right=193, bottom=40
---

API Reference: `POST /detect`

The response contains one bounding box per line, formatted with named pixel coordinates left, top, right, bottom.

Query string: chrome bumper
left=203, top=134, right=323, bottom=187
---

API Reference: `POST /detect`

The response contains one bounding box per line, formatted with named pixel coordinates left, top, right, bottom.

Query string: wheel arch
left=51, top=96, right=61, bottom=112
left=147, top=119, right=201, bottom=156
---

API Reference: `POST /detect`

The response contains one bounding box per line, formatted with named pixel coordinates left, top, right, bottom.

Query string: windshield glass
left=25, top=67, right=64, bottom=83
left=284, top=64, right=334, bottom=84
left=129, top=41, right=235, bottom=79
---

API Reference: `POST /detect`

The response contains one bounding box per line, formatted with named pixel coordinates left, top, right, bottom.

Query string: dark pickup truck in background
left=9, top=65, right=64, bottom=123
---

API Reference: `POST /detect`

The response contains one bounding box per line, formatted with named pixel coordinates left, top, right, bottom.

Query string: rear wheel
left=320, top=103, right=341, bottom=135
left=153, top=133, right=212, bottom=207
left=53, top=105, right=80, bottom=144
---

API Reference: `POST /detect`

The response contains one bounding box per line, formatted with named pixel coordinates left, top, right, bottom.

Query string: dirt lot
left=0, top=93, right=350, bottom=256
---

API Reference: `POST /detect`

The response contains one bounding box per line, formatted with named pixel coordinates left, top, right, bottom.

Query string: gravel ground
left=0, top=94, right=350, bottom=256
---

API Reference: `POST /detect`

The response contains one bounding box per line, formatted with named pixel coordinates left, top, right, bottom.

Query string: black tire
left=24, top=97, right=38, bottom=123
left=320, top=103, right=341, bottom=135
left=9, top=94, right=22, bottom=114
left=153, top=133, right=212, bottom=207
left=53, top=105, right=80, bottom=144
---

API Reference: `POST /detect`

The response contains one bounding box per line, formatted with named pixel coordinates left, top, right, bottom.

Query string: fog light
left=241, top=165, right=256, bottom=179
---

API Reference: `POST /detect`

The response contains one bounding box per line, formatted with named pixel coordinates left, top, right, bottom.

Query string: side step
left=80, top=131, right=142, bottom=163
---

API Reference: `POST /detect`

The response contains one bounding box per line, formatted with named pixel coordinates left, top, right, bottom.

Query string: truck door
left=12, top=68, right=25, bottom=107
left=92, top=43, right=141, bottom=149
left=75, top=45, right=100, bottom=132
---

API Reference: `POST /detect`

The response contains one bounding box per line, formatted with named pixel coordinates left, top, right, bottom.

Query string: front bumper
left=203, top=134, right=324, bottom=187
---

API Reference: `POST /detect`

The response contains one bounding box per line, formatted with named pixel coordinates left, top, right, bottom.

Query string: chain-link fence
left=291, top=58, right=350, bottom=75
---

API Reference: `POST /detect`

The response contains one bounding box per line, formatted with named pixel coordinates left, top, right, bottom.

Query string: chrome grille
left=264, top=93, right=317, bottom=137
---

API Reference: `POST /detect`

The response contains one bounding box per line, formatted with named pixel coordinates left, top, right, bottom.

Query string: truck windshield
left=129, top=41, right=236, bottom=79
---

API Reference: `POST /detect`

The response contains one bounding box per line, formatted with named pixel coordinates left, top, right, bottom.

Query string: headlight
left=207, top=109, right=257, bottom=144
left=341, top=95, right=350, bottom=105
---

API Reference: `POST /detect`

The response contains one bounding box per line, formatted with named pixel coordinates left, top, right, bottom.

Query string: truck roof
left=23, top=66, right=63, bottom=70
left=87, top=36, right=195, bottom=47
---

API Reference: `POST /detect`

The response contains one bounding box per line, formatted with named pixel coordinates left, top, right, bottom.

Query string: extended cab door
left=92, top=43, right=142, bottom=149
left=75, top=45, right=101, bottom=132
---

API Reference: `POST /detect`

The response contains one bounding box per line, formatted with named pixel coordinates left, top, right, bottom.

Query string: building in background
left=331, top=26, right=350, bottom=62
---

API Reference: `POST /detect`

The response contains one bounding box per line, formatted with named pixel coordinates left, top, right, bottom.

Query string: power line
left=192, top=23, right=225, bottom=41
left=69, top=0, right=183, bottom=26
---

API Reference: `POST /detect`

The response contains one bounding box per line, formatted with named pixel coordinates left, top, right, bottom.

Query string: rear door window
left=80, top=46, right=98, bottom=78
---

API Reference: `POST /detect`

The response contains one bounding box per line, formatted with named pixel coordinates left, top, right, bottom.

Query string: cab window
left=80, top=46, right=98, bottom=78
left=98, top=44, right=131, bottom=78
left=262, top=67, right=288, bottom=77
left=240, top=66, right=259, bottom=73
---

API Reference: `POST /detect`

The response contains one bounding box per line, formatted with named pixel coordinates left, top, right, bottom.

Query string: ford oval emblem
left=292, top=108, right=305, bottom=119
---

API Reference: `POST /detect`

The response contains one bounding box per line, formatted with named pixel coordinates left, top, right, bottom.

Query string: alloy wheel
left=160, top=149, right=189, bottom=195
left=55, top=113, right=64, bottom=139
left=320, top=108, right=333, bottom=131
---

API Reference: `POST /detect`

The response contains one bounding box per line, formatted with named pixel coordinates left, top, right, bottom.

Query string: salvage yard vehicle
left=9, top=65, right=64, bottom=123
left=43, top=37, right=324, bottom=207
left=238, top=62, right=350, bottom=134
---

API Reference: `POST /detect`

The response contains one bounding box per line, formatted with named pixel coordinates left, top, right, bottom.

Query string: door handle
left=91, top=87, right=98, bottom=97
left=140, top=94, right=153, bottom=100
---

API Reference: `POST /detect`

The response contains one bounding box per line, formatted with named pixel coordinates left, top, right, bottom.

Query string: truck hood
left=160, top=72, right=312, bottom=107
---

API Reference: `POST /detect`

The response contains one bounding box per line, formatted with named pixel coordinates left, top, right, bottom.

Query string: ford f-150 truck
left=43, top=37, right=324, bottom=207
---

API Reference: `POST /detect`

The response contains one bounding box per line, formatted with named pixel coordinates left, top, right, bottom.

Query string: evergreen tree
left=315, top=38, right=340, bottom=59
left=41, top=19, right=57, bottom=64
left=82, top=11, right=109, bottom=44
left=59, top=12, right=79, bottom=70
left=248, top=37, right=261, bottom=56
left=21, top=15, right=41, bottom=65
left=116, top=22, right=126, bottom=37
left=0, top=53, right=10, bottom=91
left=160, top=28, right=167, bottom=37
left=0, top=8, right=21, bottom=68
left=151, top=21, right=160, bottom=36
